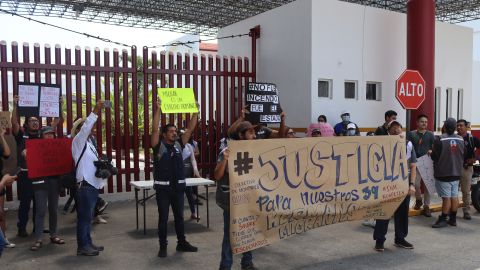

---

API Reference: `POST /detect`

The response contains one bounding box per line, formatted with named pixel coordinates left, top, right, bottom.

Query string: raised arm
left=227, top=106, right=248, bottom=138
left=151, top=98, right=162, bottom=149
left=73, top=100, right=103, bottom=149
left=11, top=95, right=20, bottom=135
left=0, top=127, right=11, bottom=158
left=181, top=103, right=199, bottom=146
left=50, top=96, right=64, bottom=129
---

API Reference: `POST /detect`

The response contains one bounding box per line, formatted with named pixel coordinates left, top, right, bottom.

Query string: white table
left=130, top=178, right=215, bottom=235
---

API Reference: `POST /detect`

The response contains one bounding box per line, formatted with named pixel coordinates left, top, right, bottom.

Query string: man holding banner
left=214, top=121, right=258, bottom=270
left=373, top=121, right=417, bottom=252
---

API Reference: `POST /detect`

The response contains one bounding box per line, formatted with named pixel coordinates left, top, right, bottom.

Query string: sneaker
left=94, top=216, right=108, bottom=224
left=190, top=213, right=200, bottom=220
left=422, top=206, right=432, bottom=217
left=17, top=229, right=28, bottom=237
left=176, top=241, right=198, bottom=252
left=77, top=247, right=99, bottom=256
left=463, top=212, right=472, bottom=220
left=158, top=245, right=167, bottom=257
left=241, top=263, right=258, bottom=270
left=374, top=241, right=385, bottom=252
left=97, top=200, right=109, bottom=214
left=5, top=238, right=15, bottom=248
left=362, top=219, right=376, bottom=228
left=91, top=244, right=104, bottom=251
left=394, top=239, right=414, bottom=249
left=413, top=199, right=423, bottom=210
left=432, top=218, right=448, bottom=228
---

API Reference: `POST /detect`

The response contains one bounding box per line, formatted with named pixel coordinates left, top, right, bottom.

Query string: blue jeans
left=0, top=229, right=6, bottom=257
left=220, top=209, right=253, bottom=269
left=76, top=183, right=99, bottom=249
left=156, top=187, right=186, bottom=246
left=17, top=172, right=35, bottom=230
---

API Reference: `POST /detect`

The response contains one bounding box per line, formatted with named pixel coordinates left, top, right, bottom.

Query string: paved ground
left=2, top=190, right=480, bottom=270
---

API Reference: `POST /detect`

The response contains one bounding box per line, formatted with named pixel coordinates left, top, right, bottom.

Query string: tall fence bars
left=0, top=41, right=255, bottom=201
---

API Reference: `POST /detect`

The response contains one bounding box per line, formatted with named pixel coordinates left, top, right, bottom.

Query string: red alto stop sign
left=395, top=69, right=426, bottom=110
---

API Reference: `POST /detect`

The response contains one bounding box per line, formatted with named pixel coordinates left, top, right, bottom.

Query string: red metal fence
left=0, top=41, right=255, bottom=201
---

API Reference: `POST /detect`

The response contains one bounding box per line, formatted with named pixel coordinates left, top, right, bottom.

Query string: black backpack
left=61, top=143, right=87, bottom=190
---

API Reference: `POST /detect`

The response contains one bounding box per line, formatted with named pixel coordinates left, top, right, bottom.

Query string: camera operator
left=71, top=100, right=108, bottom=256
left=151, top=98, right=199, bottom=258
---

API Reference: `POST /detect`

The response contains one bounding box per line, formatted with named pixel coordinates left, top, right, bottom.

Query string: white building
left=218, top=0, right=475, bottom=132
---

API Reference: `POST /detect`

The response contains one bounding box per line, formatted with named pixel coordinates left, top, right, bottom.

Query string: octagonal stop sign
left=395, top=70, right=426, bottom=110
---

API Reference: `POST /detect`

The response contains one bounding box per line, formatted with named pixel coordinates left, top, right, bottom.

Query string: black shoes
left=463, top=212, right=472, bottom=220
left=158, top=245, right=167, bottom=258
left=77, top=247, right=99, bottom=256
left=241, top=263, right=258, bottom=270
left=422, top=206, right=432, bottom=217
left=374, top=241, right=385, bottom=252
left=176, top=241, right=198, bottom=252
left=432, top=217, right=448, bottom=228
left=413, top=199, right=423, bottom=210
left=17, top=229, right=28, bottom=237
left=92, top=244, right=104, bottom=251
left=394, top=239, right=414, bottom=249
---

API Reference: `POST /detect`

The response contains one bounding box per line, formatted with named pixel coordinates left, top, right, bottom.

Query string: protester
left=0, top=174, right=17, bottom=258
left=406, top=114, right=434, bottom=217
left=214, top=121, right=257, bottom=270
left=180, top=129, right=202, bottom=220
left=375, top=110, right=397, bottom=136
left=285, top=127, right=296, bottom=138
left=431, top=118, right=465, bottom=228
left=311, top=128, right=321, bottom=137
left=11, top=95, right=61, bottom=237
left=317, top=115, right=327, bottom=123
left=151, top=98, right=198, bottom=258
left=334, top=111, right=360, bottom=136
left=306, top=123, right=334, bottom=137
left=29, top=126, right=65, bottom=251
left=374, top=121, right=416, bottom=251
left=71, top=100, right=107, bottom=256
left=228, top=108, right=286, bottom=140
left=0, top=127, right=12, bottom=248
left=456, top=119, right=480, bottom=220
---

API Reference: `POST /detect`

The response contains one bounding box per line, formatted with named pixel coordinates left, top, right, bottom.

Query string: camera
left=94, top=155, right=118, bottom=179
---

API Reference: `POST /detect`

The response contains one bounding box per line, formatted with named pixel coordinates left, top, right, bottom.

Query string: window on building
left=344, top=81, right=357, bottom=99
left=366, top=82, right=381, bottom=101
left=318, top=79, right=332, bottom=98
left=457, top=89, right=463, bottom=120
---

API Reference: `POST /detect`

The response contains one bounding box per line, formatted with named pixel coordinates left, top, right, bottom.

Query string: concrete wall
left=218, top=0, right=312, bottom=128
left=219, top=0, right=474, bottom=131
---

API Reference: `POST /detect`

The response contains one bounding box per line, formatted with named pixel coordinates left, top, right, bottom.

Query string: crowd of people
left=0, top=97, right=479, bottom=270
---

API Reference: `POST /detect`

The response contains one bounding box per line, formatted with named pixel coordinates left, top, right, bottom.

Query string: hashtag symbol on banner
left=233, top=152, right=253, bottom=176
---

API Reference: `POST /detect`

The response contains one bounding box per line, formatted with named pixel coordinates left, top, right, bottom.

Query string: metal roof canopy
left=1, top=0, right=479, bottom=36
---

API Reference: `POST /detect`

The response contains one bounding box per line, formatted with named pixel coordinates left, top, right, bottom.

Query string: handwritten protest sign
left=18, top=83, right=61, bottom=117
left=246, top=82, right=283, bottom=124
left=228, top=135, right=408, bottom=254
left=416, top=155, right=436, bottom=195
left=25, top=138, right=73, bottom=178
left=158, top=88, right=198, bottom=113
left=0, top=111, right=11, bottom=129
left=39, top=86, right=60, bottom=117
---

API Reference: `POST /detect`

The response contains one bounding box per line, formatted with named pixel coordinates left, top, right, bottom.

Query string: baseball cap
left=346, top=123, right=356, bottom=130
left=236, top=121, right=256, bottom=134
left=341, top=110, right=350, bottom=116
left=40, top=126, right=55, bottom=136
left=444, top=118, right=457, bottom=130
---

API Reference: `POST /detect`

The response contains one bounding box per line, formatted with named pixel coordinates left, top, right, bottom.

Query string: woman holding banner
left=30, top=126, right=65, bottom=251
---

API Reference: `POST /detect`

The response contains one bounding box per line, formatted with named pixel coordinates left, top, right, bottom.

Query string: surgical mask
left=346, top=129, right=356, bottom=136
left=341, top=115, right=350, bottom=123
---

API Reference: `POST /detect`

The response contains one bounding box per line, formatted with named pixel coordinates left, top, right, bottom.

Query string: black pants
left=156, top=187, right=186, bottom=246
left=17, top=172, right=36, bottom=231
left=373, top=195, right=410, bottom=243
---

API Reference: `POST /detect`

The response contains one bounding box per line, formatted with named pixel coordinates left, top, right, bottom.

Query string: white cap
left=341, top=110, right=350, bottom=116
left=347, top=123, right=356, bottom=130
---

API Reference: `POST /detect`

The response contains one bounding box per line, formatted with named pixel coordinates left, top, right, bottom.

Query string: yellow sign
left=227, top=135, right=409, bottom=254
left=158, top=88, right=198, bottom=113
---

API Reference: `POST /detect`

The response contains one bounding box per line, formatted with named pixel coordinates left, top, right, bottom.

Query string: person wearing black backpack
left=151, top=98, right=199, bottom=258
left=456, top=119, right=480, bottom=220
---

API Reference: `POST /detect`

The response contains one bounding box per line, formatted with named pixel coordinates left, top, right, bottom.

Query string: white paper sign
left=416, top=155, right=436, bottom=195
left=39, top=86, right=60, bottom=117
left=18, top=85, right=38, bottom=107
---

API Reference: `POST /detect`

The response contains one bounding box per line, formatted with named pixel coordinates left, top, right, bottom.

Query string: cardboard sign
left=25, top=138, right=73, bottom=178
left=246, top=82, right=283, bottom=124
left=228, top=135, right=409, bottom=254
left=0, top=111, right=11, bottom=129
left=158, top=88, right=198, bottom=113
left=416, top=155, right=436, bottom=195
left=17, top=83, right=61, bottom=117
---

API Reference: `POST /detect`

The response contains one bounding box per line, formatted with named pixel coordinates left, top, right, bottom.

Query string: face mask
left=342, top=115, right=350, bottom=123
left=346, top=129, right=356, bottom=136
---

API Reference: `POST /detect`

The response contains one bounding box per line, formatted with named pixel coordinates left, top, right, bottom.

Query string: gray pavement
left=2, top=191, right=480, bottom=270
